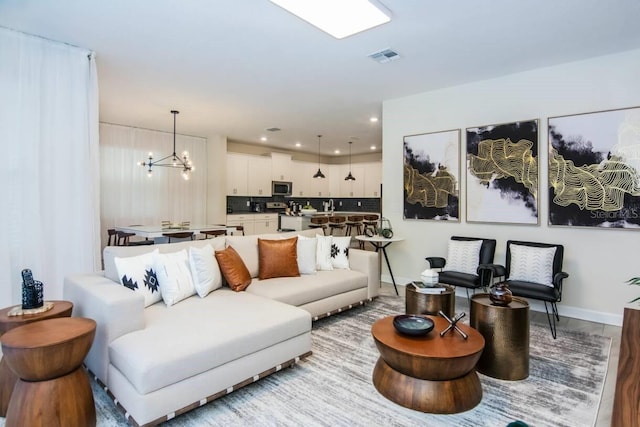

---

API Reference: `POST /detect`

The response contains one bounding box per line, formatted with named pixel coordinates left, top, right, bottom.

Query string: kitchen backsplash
left=227, top=196, right=381, bottom=213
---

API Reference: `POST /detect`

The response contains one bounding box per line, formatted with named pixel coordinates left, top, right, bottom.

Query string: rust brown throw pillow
left=215, top=246, right=252, bottom=291
left=258, top=237, right=300, bottom=280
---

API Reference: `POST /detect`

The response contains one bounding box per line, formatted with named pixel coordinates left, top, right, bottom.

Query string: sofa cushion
left=104, top=237, right=224, bottom=283
left=189, top=243, right=224, bottom=297
left=245, top=269, right=367, bottom=307
left=258, top=237, right=300, bottom=280
left=225, top=235, right=259, bottom=278
left=296, top=236, right=317, bottom=275
left=114, top=250, right=162, bottom=307
left=508, top=244, right=556, bottom=287
left=108, top=289, right=311, bottom=395
left=153, top=249, right=196, bottom=306
left=215, top=246, right=252, bottom=291
left=316, top=235, right=333, bottom=271
left=330, top=236, right=351, bottom=270
left=446, top=239, right=482, bottom=275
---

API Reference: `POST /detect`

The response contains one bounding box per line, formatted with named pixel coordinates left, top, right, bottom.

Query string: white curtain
left=99, top=123, right=207, bottom=246
left=0, top=27, right=100, bottom=308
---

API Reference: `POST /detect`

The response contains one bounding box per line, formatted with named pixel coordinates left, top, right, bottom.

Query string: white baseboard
left=383, top=274, right=623, bottom=327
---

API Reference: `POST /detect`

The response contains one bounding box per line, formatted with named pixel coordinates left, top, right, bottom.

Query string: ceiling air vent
left=266, top=127, right=281, bottom=132
left=368, top=48, right=399, bottom=64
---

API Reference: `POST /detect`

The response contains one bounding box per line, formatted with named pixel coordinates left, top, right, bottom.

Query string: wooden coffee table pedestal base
left=372, top=358, right=482, bottom=414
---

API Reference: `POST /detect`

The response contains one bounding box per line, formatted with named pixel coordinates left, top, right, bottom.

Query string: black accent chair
left=425, top=236, right=497, bottom=301
left=480, top=240, right=569, bottom=339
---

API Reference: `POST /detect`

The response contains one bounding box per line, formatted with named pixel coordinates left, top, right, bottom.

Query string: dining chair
left=116, top=231, right=154, bottom=246
left=107, top=229, right=118, bottom=246
left=163, top=231, right=195, bottom=243
left=200, top=229, right=227, bottom=239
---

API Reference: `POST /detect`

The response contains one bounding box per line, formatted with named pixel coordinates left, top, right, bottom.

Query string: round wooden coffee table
left=371, top=315, right=484, bottom=414
left=1, top=317, right=96, bottom=427
left=0, top=300, right=73, bottom=416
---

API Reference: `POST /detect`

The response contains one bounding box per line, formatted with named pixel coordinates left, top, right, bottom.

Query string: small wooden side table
left=405, top=283, right=455, bottom=318
left=0, top=300, right=73, bottom=416
left=1, top=317, right=96, bottom=427
left=470, top=293, right=530, bottom=380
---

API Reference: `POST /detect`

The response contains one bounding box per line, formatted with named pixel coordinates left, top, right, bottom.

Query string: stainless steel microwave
left=272, top=181, right=292, bottom=196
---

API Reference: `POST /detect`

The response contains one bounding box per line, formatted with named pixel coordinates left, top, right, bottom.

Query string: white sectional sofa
left=64, top=228, right=379, bottom=426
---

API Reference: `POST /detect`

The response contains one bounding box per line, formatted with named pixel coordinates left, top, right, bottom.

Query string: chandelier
left=313, top=134, right=326, bottom=178
left=139, top=110, right=193, bottom=180
left=344, top=140, right=356, bottom=181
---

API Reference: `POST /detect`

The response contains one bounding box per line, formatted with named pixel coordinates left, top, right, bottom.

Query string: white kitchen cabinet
left=307, top=164, right=330, bottom=197
left=328, top=164, right=341, bottom=197
left=247, top=156, right=272, bottom=196
left=226, top=214, right=256, bottom=235
left=253, top=213, right=278, bottom=234
left=363, top=162, right=382, bottom=197
left=279, top=215, right=311, bottom=231
left=271, top=153, right=292, bottom=181
left=291, top=161, right=310, bottom=197
left=226, top=153, right=249, bottom=196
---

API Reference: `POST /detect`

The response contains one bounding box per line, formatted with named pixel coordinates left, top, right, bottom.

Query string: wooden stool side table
left=0, top=300, right=73, bottom=416
left=405, top=283, right=455, bottom=318
left=1, top=317, right=96, bottom=427
left=470, top=293, right=530, bottom=380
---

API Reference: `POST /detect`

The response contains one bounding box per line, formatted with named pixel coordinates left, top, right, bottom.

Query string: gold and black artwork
left=466, top=120, right=539, bottom=225
left=548, top=106, right=640, bottom=228
left=403, top=130, right=460, bottom=221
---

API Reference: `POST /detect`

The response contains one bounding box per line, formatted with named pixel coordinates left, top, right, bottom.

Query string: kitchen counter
left=279, top=211, right=380, bottom=232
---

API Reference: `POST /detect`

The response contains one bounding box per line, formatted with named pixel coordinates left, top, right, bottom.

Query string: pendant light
left=313, top=134, right=326, bottom=178
left=344, top=141, right=356, bottom=181
left=139, top=110, right=193, bottom=180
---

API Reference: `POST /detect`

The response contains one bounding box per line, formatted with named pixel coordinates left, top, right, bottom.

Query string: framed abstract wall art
left=466, top=120, right=539, bottom=225
left=548, top=106, right=640, bottom=229
left=403, top=129, right=460, bottom=221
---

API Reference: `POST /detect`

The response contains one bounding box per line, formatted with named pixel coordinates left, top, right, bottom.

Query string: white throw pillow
left=316, top=235, right=334, bottom=271
left=114, top=250, right=162, bottom=307
left=153, top=250, right=196, bottom=307
left=297, top=235, right=317, bottom=275
left=446, top=239, right=483, bottom=275
left=331, top=236, right=351, bottom=270
left=189, top=245, right=223, bottom=297
left=508, top=244, right=557, bottom=287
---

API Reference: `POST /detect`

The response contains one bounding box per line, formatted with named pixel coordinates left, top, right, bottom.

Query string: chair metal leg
left=544, top=301, right=558, bottom=339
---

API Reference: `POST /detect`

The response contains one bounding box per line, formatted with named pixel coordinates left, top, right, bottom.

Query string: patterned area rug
left=86, top=295, right=610, bottom=427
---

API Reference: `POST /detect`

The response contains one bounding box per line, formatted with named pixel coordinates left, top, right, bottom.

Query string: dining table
left=115, top=224, right=231, bottom=243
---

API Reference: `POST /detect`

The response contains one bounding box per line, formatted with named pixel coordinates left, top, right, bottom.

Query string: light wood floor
left=378, top=282, right=621, bottom=427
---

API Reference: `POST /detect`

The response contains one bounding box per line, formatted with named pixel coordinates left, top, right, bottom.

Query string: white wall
left=382, top=48, right=640, bottom=326
left=206, top=133, right=228, bottom=224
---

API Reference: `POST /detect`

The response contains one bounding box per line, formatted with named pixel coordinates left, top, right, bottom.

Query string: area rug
left=83, top=295, right=609, bottom=427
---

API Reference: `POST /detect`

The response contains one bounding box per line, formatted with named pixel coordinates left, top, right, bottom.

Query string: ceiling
left=2, top=0, right=640, bottom=156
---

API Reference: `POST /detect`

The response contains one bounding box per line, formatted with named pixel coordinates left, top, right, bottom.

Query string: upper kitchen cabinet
left=226, top=153, right=249, bottom=196
left=226, top=153, right=272, bottom=196
left=363, top=162, right=382, bottom=197
left=247, top=155, right=272, bottom=196
left=339, top=164, right=365, bottom=197
left=271, top=153, right=292, bottom=181
left=291, top=160, right=329, bottom=197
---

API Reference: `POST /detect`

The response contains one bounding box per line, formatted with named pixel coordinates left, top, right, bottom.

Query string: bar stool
left=362, top=214, right=379, bottom=235
left=162, top=231, right=194, bottom=243
left=201, top=229, right=227, bottom=239
left=344, top=215, right=364, bottom=237
left=328, top=216, right=346, bottom=235
left=309, top=216, right=329, bottom=235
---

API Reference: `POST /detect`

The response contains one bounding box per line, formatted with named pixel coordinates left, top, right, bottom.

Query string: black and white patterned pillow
left=446, top=239, right=482, bottom=275
left=508, top=244, right=556, bottom=287
left=114, top=250, right=162, bottom=307
left=331, top=236, right=351, bottom=270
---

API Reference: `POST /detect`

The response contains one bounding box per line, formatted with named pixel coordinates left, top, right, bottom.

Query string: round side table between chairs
left=1, top=317, right=97, bottom=427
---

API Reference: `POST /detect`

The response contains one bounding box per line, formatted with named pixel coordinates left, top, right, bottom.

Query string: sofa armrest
left=349, top=249, right=380, bottom=299
left=63, top=273, right=145, bottom=384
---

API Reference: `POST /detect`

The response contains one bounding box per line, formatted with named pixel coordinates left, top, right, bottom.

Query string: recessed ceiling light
left=260, top=136, right=267, bottom=142
left=370, top=145, right=376, bottom=150
left=370, top=117, right=379, bottom=123
left=269, top=0, right=391, bottom=39
left=334, top=149, right=340, bottom=154
left=295, top=142, right=301, bottom=147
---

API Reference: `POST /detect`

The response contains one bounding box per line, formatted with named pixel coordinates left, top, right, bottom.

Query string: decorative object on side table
left=438, top=310, right=468, bottom=339
left=392, top=315, right=434, bottom=336
left=489, top=281, right=513, bottom=306
left=20, top=269, right=43, bottom=310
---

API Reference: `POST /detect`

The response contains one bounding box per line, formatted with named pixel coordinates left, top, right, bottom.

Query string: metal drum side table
left=405, top=283, right=455, bottom=318
left=470, top=293, right=530, bottom=380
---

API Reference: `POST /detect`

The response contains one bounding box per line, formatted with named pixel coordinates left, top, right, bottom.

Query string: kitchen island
left=279, top=211, right=380, bottom=232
